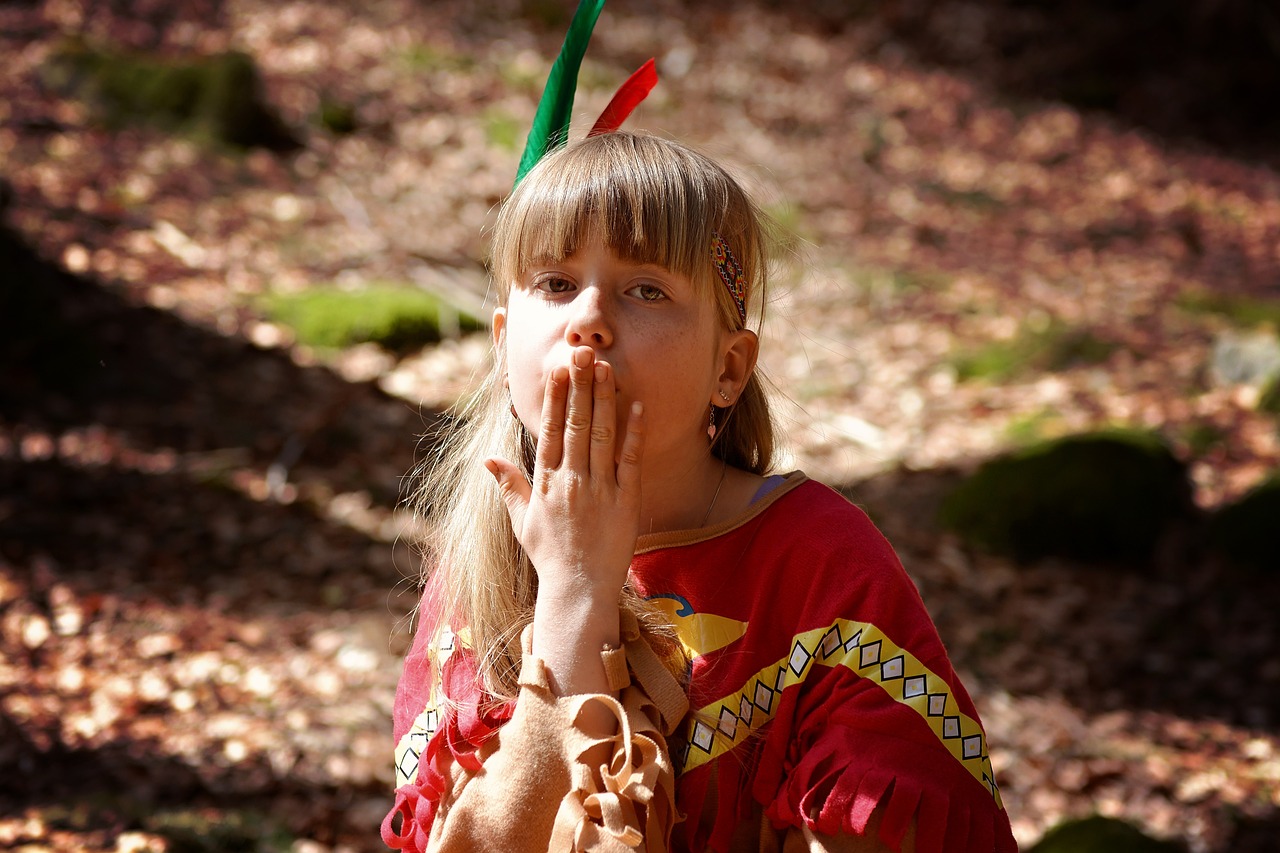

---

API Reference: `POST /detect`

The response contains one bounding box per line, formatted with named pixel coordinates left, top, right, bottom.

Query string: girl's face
left=493, top=233, right=751, bottom=478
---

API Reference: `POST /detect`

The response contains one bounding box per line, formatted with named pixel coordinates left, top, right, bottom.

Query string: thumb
left=484, top=457, right=531, bottom=534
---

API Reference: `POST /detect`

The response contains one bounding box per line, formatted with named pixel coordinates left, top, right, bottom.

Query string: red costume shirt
left=387, top=473, right=1016, bottom=852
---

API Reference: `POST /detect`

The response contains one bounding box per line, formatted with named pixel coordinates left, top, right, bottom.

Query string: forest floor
left=3, top=0, right=1280, bottom=851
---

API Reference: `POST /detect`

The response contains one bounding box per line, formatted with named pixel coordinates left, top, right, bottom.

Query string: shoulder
left=756, top=476, right=902, bottom=571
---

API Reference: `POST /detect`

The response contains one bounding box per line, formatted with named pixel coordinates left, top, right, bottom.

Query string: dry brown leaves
left=3, top=1, right=1280, bottom=850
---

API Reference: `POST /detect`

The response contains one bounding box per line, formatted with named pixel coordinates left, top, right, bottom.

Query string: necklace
left=699, top=458, right=728, bottom=527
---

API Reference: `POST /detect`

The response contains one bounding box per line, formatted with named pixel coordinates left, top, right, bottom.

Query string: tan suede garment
left=418, top=613, right=912, bottom=853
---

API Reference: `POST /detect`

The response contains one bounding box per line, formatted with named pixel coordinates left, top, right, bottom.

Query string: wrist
left=534, top=586, right=620, bottom=635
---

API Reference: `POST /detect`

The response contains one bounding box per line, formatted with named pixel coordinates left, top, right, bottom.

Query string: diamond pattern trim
left=678, top=618, right=1003, bottom=808
left=392, top=627, right=463, bottom=788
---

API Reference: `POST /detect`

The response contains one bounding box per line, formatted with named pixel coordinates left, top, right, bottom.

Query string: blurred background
left=2, top=0, right=1279, bottom=850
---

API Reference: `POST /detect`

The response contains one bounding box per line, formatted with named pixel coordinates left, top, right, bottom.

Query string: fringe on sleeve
left=384, top=620, right=687, bottom=853
left=756, top=676, right=1016, bottom=853
left=381, top=648, right=512, bottom=853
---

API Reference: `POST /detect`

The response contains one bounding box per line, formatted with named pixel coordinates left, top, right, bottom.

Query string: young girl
left=381, top=131, right=1017, bottom=853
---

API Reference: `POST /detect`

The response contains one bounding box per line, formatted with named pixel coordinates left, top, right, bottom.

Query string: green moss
left=262, top=284, right=482, bottom=352
left=483, top=108, right=524, bottom=151
left=952, top=322, right=1117, bottom=383
left=1029, top=816, right=1186, bottom=853
left=939, top=431, right=1191, bottom=563
left=40, top=39, right=297, bottom=150
left=919, top=180, right=1006, bottom=213
left=518, top=0, right=573, bottom=28
left=315, top=95, right=358, bottom=135
left=1259, top=375, right=1280, bottom=415
left=146, top=808, right=294, bottom=853
left=1177, top=290, right=1280, bottom=330
left=1180, top=421, right=1228, bottom=457
left=847, top=264, right=949, bottom=300
left=1207, top=475, right=1280, bottom=572
left=1003, top=408, right=1068, bottom=447
left=397, top=43, right=475, bottom=74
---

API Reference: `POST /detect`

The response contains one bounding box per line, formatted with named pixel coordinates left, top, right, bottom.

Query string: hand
left=485, top=346, right=645, bottom=606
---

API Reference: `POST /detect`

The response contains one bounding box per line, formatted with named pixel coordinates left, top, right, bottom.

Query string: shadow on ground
left=765, top=0, right=1280, bottom=168
left=842, top=467, right=1280, bottom=734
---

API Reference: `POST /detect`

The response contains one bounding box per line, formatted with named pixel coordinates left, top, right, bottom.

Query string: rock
left=1207, top=475, right=1280, bottom=571
left=39, top=39, right=299, bottom=150
left=1209, top=329, right=1280, bottom=387
left=1259, top=374, right=1280, bottom=415
left=1028, top=815, right=1186, bottom=853
left=938, top=431, right=1192, bottom=563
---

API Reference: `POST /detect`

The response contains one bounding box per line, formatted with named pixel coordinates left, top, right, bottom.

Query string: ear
left=713, top=329, right=759, bottom=404
left=491, top=306, right=507, bottom=350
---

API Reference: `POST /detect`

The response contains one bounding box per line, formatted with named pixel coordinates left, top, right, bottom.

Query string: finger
left=616, top=401, right=644, bottom=496
left=536, top=366, right=569, bottom=472
left=589, top=360, right=617, bottom=477
left=562, top=346, right=594, bottom=469
left=485, top=457, right=531, bottom=537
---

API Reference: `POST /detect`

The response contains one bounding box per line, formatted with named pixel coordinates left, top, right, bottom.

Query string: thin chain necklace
left=699, top=458, right=728, bottom=527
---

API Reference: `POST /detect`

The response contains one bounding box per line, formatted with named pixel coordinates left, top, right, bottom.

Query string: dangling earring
left=707, top=405, right=717, bottom=441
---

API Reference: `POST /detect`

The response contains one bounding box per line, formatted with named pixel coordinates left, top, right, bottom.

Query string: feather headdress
left=513, top=0, right=657, bottom=187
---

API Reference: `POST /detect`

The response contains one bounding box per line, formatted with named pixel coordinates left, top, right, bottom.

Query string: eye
left=631, top=282, right=667, bottom=302
left=534, top=276, right=575, bottom=294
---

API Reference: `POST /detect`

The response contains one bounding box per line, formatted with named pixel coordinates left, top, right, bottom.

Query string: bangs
left=491, top=134, right=743, bottom=300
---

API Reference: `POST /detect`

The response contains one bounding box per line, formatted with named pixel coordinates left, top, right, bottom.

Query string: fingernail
left=594, top=363, right=607, bottom=383
left=574, top=348, right=592, bottom=368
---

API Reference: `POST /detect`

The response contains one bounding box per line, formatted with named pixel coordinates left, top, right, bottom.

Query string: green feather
left=514, top=0, right=607, bottom=187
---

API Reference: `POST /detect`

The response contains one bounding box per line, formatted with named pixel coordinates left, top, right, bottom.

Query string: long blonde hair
left=411, top=132, right=777, bottom=700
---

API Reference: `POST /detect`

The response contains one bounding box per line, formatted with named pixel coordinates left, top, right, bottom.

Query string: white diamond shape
left=754, top=680, right=774, bottom=713
left=928, top=694, right=947, bottom=716
left=843, top=630, right=863, bottom=652
left=859, top=641, right=881, bottom=668
left=821, top=627, right=842, bottom=657
left=398, top=748, right=419, bottom=781
left=718, top=707, right=738, bottom=739
left=963, top=735, right=983, bottom=759
left=739, top=695, right=754, bottom=726
left=775, top=665, right=787, bottom=691
left=943, top=716, right=961, bottom=738
left=904, top=676, right=927, bottom=699
left=880, top=655, right=904, bottom=680
left=692, top=720, right=715, bottom=752
left=788, top=641, right=812, bottom=676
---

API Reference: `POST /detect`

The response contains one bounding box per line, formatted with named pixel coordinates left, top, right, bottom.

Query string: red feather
left=589, top=58, right=658, bottom=136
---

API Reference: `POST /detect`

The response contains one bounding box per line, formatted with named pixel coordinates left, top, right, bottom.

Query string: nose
left=564, top=286, right=613, bottom=349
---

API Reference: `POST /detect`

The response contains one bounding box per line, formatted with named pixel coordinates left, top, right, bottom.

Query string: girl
left=381, top=131, right=1017, bottom=853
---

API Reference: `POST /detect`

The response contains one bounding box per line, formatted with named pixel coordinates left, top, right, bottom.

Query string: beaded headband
left=711, top=232, right=748, bottom=325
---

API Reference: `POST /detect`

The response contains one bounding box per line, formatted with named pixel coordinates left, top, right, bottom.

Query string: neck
left=637, top=450, right=726, bottom=535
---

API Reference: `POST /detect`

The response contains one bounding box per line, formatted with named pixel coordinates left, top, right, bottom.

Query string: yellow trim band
left=679, top=618, right=1003, bottom=808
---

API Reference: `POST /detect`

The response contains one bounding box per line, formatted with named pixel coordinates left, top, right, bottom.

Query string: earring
left=707, top=405, right=717, bottom=441
left=718, top=389, right=731, bottom=403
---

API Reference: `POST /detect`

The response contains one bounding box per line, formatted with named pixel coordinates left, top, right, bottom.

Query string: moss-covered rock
left=939, top=431, right=1191, bottom=563
left=951, top=321, right=1117, bottom=383
left=1028, top=815, right=1186, bottom=853
left=40, top=39, right=298, bottom=150
left=315, top=95, right=358, bottom=135
left=1259, top=374, right=1280, bottom=415
left=1207, top=476, right=1280, bottom=571
left=262, top=284, right=482, bottom=352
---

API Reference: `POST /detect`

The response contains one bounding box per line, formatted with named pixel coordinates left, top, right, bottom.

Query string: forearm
left=426, top=625, right=677, bottom=852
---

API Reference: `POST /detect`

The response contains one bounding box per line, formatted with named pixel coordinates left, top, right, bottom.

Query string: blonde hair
left=411, top=132, right=777, bottom=701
